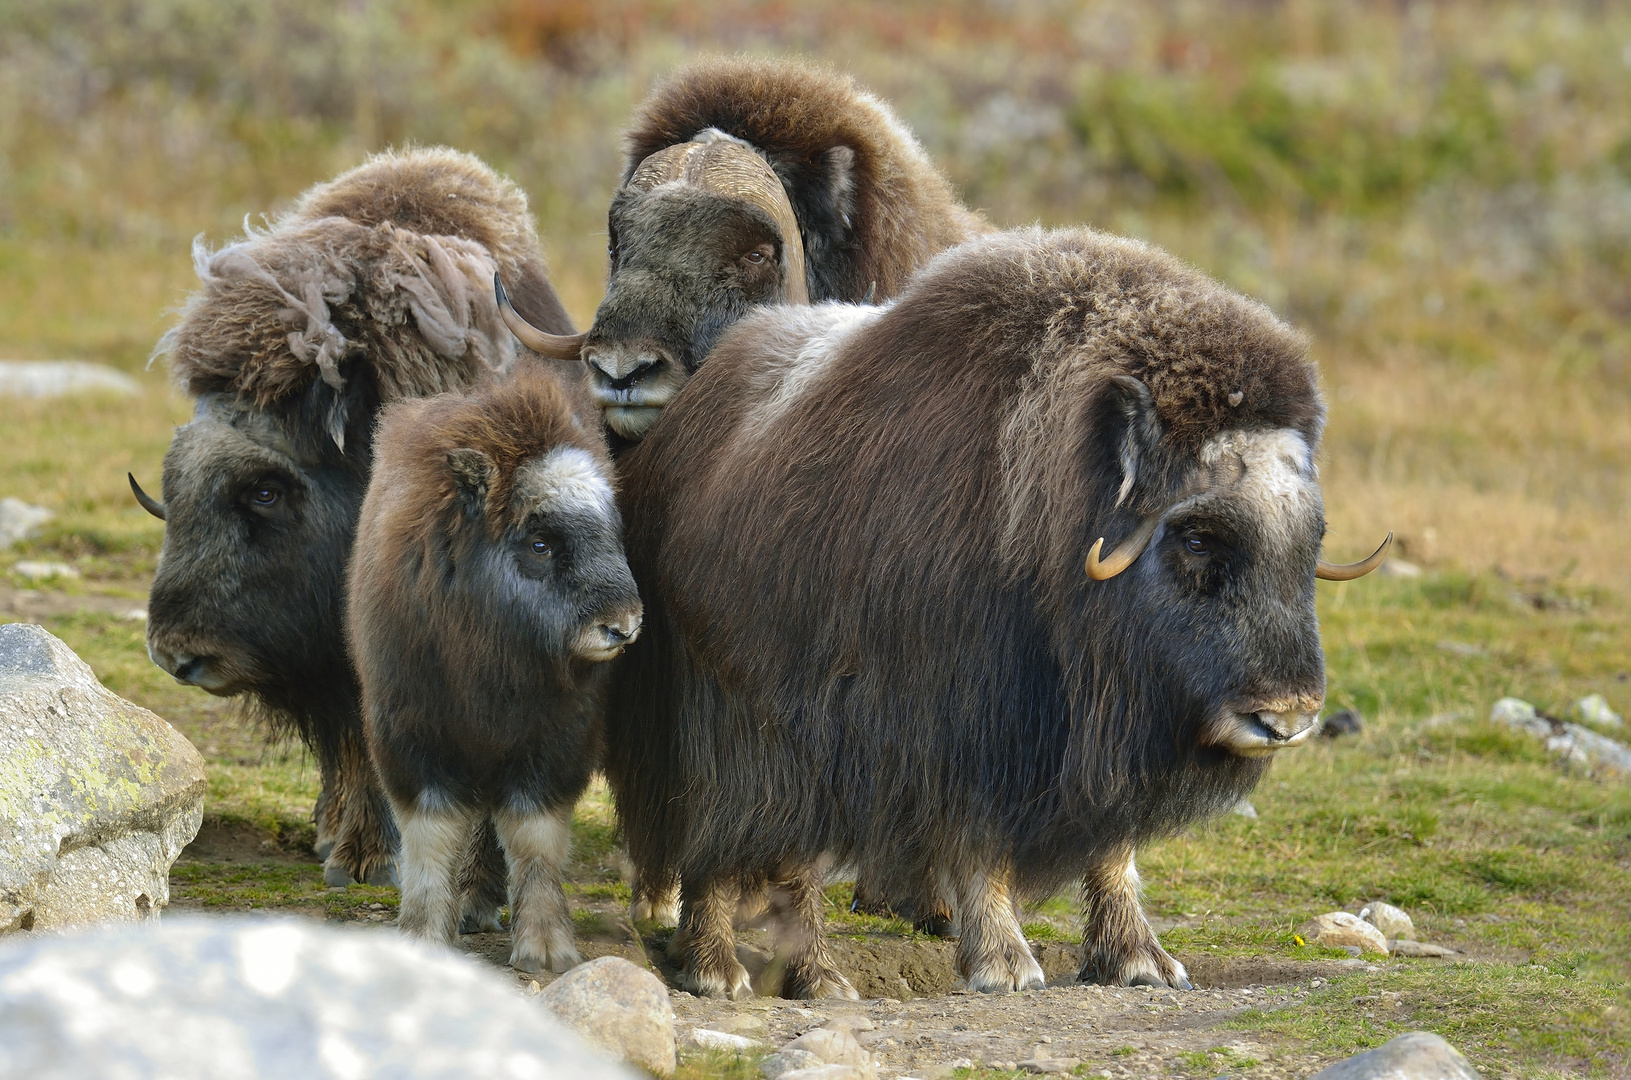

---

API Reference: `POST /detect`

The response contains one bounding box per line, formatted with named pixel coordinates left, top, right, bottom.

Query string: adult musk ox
left=499, top=56, right=988, bottom=445
left=348, top=360, right=640, bottom=973
left=603, top=228, right=1389, bottom=998
left=134, top=148, right=576, bottom=887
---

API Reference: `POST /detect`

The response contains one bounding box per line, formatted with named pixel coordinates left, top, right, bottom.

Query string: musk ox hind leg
left=952, top=864, right=1046, bottom=993
left=323, top=733, right=400, bottom=887
left=768, top=864, right=858, bottom=1000
left=394, top=799, right=481, bottom=944
left=672, top=876, right=753, bottom=999
left=456, top=816, right=508, bottom=934
left=492, top=804, right=582, bottom=975
left=1078, top=846, right=1192, bottom=990
left=629, top=867, right=681, bottom=927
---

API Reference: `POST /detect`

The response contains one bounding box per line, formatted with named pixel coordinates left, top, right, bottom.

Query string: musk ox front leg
left=323, top=732, right=399, bottom=887
left=672, top=876, right=752, bottom=999
left=952, top=864, right=1045, bottom=993
left=394, top=799, right=480, bottom=943
left=629, top=868, right=681, bottom=927
left=768, top=864, right=858, bottom=1000
left=1078, top=846, right=1191, bottom=990
left=493, top=804, right=582, bottom=974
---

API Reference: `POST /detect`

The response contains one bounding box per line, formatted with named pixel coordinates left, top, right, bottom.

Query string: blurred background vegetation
left=2, top=0, right=1629, bottom=591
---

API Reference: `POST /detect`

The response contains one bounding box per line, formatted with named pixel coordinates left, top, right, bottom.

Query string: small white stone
left=11, top=561, right=79, bottom=582
left=1572, top=694, right=1623, bottom=728
left=0, top=360, right=140, bottom=398
left=689, top=1029, right=761, bottom=1052
left=0, top=499, right=53, bottom=549
left=1359, top=901, right=1416, bottom=942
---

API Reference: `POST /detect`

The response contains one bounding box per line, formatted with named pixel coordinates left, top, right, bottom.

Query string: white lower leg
left=394, top=798, right=477, bottom=944
left=493, top=804, right=580, bottom=974
left=953, top=864, right=1045, bottom=993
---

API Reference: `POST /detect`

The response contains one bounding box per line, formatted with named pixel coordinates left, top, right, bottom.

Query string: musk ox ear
left=446, top=448, right=496, bottom=518
left=821, top=145, right=858, bottom=232
left=1105, top=374, right=1164, bottom=507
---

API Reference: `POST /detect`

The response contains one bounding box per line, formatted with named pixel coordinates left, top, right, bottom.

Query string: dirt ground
left=171, top=821, right=1419, bottom=1078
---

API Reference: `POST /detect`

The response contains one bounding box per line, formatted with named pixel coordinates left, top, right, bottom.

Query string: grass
left=3, top=1, right=1631, bottom=1076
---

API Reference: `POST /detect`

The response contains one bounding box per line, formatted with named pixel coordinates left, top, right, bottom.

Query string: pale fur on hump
left=155, top=147, right=569, bottom=439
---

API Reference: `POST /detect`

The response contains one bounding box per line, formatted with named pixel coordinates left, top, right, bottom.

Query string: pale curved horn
left=1316, top=532, right=1393, bottom=581
left=493, top=276, right=586, bottom=359
left=1085, top=514, right=1162, bottom=581
left=629, top=138, right=810, bottom=305
left=129, top=473, right=166, bottom=521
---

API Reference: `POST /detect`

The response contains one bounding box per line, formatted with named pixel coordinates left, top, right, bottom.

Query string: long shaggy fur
left=624, top=56, right=990, bottom=302
left=606, top=227, right=1327, bottom=980
left=160, top=146, right=573, bottom=416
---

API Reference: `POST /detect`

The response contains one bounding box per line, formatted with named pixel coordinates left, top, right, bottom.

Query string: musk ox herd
left=132, top=57, right=1389, bottom=997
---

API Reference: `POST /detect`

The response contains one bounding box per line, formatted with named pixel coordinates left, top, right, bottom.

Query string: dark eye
left=1184, top=534, right=1208, bottom=556
left=743, top=250, right=767, bottom=265
left=251, top=487, right=279, bottom=507
left=530, top=539, right=552, bottom=557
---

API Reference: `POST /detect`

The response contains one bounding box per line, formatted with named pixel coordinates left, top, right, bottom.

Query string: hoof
left=787, top=967, right=860, bottom=1000
left=511, top=945, right=582, bottom=975
left=965, top=951, right=1046, bottom=993
left=460, top=909, right=504, bottom=934
left=630, top=895, right=680, bottom=927
left=682, top=960, right=754, bottom=1000
left=362, top=859, right=399, bottom=889
left=322, top=860, right=354, bottom=888
left=1079, top=945, right=1191, bottom=990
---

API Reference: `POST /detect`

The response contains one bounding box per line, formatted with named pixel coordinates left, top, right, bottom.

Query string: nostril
left=601, top=614, right=643, bottom=644
left=585, top=348, right=664, bottom=390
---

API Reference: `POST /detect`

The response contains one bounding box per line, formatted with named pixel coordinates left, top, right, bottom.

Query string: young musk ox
left=348, top=360, right=641, bottom=972
left=134, top=148, right=576, bottom=892
left=497, top=55, right=984, bottom=932
left=603, top=228, right=1390, bottom=998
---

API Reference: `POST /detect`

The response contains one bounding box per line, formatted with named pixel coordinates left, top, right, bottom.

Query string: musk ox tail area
left=624, top=56, right=990, bottom=303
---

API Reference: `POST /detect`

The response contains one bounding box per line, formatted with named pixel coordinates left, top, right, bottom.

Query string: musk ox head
left=352, top=360, right=641, bottom=680
left=500, top=132, right=809, bottom=442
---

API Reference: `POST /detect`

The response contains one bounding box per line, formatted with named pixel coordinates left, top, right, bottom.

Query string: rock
left=1300, top=912, right=1388, bottom=956
left=1, top=624, right=206, bottom=932
left=821, top=1014, right=875, bottom=1033
left=10, top=561, right=78, bottom=582
left=1390, top=940, right=1457, bottom=958
left=539, top=955, right=677, bottom=1075
left=710, top=1013, right=770, bottom=1039
left=1379, top=558, right=1422, bottom=578
left=0, top=499, right=52, bottom=549
left=0, top=915, right=637, bottom=1079
left=1231, top=798, right=1259, bottom=818
left=1320, top=708, right=1364, bottom=737
left=779, top=1068, right=863, bottom=1080
left=1359, top=901, right=1416, bottom=941
left=1307, top=1030, right=1482, bottom=1079
left=688, top=1029, right=762, bottom=1052
left=1572, top=694, right=1623, bottom=728
left=761, top=1049, right=825, bottom=1078
left=1018, top=1058, right=1081, bottom=1074
left=0, top=360, right=140, bottom=398
left=782, top=1026, right=876, bottom=1078
left=1491, top=696, right=1631, bottom=777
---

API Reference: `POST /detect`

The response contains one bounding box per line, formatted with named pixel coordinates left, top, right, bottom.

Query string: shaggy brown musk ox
left=603, top=227, right=1389, bottom=998
left=135, top=148, right=576, bottom=889
left=499, top=55, right=989, bottom=447
left=348, top=360, right=640, bottom=972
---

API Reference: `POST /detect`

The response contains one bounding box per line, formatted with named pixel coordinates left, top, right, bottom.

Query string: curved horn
left=629, top=137, right=810, bottom=306
left=129, top=473, right=166, bottom=521
left=494, top=275, right=586, bottom=360
left=1316, top=532, right=1393, bottom=581
left=1085, top=514, right=1162, bottom=581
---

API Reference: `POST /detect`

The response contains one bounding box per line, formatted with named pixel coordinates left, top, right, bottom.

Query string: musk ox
left=134, top=147, right=576, bottom=888
left=602, top=227, right=1389, bottom=998
left=347, top=359, right=640, bottom=972
left=498, top=55, right=989, bottom=445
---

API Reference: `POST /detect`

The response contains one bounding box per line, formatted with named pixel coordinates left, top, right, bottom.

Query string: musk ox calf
left=348, top=360, right=641, bottom=972
left=134, top=148, right=576, bottom=888
left=500, top=55, right=989, bottom=445
left=604, top=228, right=1389, bottom=998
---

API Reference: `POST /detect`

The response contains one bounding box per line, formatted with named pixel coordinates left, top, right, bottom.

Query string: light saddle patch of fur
left=513, top=445, right=616, bottom=520
left=739, top=302, right=885, bottom=440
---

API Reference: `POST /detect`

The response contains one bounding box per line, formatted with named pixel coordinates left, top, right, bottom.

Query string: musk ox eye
left=1184, top=534, right=1208, bottom=556
left=530, top=539, right=552, bottom=557
left=251, top=487, right=279, bottom=507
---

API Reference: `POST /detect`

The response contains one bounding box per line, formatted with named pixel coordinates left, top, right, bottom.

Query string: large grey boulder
left=1307, top=1031, right=1482, bottom=1079
left=1491, top=697, right=1631, bottom=777
left=0, top=916, right=639, bottom=1079
left=0, top=623, right=206, bottom=931
left=539, top=955, right=677, bottom=1075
